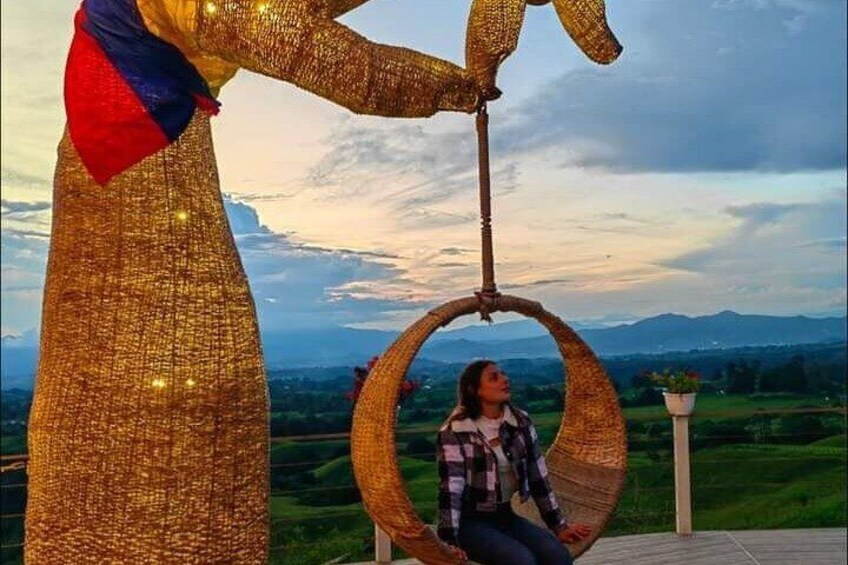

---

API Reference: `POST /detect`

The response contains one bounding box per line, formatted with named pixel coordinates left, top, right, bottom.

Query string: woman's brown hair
left=453, top=359, right=495, bottom=420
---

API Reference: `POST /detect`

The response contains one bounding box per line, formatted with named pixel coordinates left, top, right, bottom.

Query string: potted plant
left=649, top=369, right=701, bottom=416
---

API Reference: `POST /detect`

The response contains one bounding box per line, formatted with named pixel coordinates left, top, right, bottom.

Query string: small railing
left=2, top=405, right=845, bottom=564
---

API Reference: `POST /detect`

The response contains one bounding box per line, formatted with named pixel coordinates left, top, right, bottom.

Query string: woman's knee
left=459, top=529, right=538, bottom=565
left=537, top=539, right=573, bottom=565
left=497, top=544, right=537, bottom=565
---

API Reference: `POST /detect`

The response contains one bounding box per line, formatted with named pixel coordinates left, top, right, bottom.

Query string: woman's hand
left=557, top=523, right=592, bottom=544
left=446, top=543, right=469, bottom=563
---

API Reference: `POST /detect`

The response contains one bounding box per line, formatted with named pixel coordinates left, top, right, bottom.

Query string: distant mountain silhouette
left=420, top=311, right=846, bottom=362
left=2, top=311, right=844, bottom=388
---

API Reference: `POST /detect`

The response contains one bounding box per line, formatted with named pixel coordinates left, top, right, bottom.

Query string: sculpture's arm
left=193, top=0, right=481, bottom=117
left=325, top=0, right=371, bottom=19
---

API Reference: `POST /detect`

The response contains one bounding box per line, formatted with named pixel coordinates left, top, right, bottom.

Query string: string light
left=186, top=378, right=196, bottom=387
left=204, top=2, right=217, bottom=15
left=151, top=378, right=166, bottom=389
left=175, top=210, right=189, bottom=222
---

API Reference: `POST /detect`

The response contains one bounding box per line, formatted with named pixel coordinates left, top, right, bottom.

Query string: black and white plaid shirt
left=436, top=404, right=566, bottom=545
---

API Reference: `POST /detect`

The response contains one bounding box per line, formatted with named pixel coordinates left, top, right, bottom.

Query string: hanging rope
left=475, top=103, right=501, bottom=321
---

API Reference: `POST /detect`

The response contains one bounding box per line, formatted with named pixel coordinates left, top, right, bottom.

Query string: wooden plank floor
left=351, top=528, right=846, bottom=564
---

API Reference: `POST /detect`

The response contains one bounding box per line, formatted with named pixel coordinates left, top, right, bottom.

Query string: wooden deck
left=351, top=528, right=846, bottom=564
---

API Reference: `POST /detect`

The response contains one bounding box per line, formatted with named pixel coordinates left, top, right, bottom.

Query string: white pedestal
left=375, top=524, right=392, bottom=563
left=672, top=415, right=692, bottom=536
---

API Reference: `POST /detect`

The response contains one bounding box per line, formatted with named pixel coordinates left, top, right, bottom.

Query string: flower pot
left=663, top=392, right=697, bottom=416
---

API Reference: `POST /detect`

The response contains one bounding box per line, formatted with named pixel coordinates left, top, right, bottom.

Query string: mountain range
left=2, top=311, right=844, bottom=389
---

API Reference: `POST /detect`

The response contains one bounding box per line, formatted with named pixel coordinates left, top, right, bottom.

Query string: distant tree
left=760, top=355, right=807, bottom=393
left=630, top=372, right=653, bottom=389
left=693, top=419, right=752, bottom=449
left=725, top=359, right=760, bottom=394
left=776, top=414, right=826, bottom=444
left=632, top=386, right=663, bottom=406
left=783, top=355, right=807, bottom=393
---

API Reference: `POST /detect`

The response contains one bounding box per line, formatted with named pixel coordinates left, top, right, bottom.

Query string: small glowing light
left=257, top=2, right=268, bottom=14
left=175, top=211, right=189, bottom=222
left=204, top=2, right=217, bottom=14
left=186, top=378, right=196, bottom=387
left=151, top=378, right=166, bottom=389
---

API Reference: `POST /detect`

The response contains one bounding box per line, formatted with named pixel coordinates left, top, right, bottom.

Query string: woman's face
left=477, top=363, right=511, bottom=405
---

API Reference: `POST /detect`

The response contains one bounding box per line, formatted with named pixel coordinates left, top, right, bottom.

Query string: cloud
left=304, top=120, right=520, bottom=229
left=223, top=195, right=273, bottom=236
left=500, top=278, right=574, bottom=290
left=439, top=247, right=473, bottom=256
left=496, top=0, right=846, bottom=173
left=1, top=199, right=52, bottom=217
left=1, top=169, right=52, bottom=190
left=223, top=197, right=416, bottom=330
left=1, top=227, right=50, bottom=333
left=0, top=194, right=415, bottom=334
left=299, top=0, right=845, bottom=217
left=663, top=194, right=847, bottom=291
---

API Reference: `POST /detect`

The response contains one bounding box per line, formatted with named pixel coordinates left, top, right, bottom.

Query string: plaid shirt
left=436, top=404, right=566, bottom=545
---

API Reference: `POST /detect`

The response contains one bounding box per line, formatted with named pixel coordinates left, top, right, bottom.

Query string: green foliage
left=810, top=434, right=847, bottom=448
left=1, top=342, right=845, bottom=563
left=649, top=369, right=702, bottom=393
left=726, top=359, right=759, bottom=394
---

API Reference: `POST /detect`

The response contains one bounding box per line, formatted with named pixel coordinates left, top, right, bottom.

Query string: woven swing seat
left=351, top=294, right=627, bottom=564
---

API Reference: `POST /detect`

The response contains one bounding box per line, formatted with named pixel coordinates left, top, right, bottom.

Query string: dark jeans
left=457, top=505, right=573, bottom=565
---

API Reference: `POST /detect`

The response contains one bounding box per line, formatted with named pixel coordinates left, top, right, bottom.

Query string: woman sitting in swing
left=437, top=360, right=591, bottom=564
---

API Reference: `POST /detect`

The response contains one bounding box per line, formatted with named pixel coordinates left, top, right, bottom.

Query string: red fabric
left=65, top=9, right=169, bottom=186
left=193, top=93, right=221, bottom=116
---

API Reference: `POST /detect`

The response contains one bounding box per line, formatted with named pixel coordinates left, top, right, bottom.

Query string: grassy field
left=1, top=393, right=844, bottom=565
left=262, top=438, right=846, bottom=564
left=259, top=394, right=846, bottom=564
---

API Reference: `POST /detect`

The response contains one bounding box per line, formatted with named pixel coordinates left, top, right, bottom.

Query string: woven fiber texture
left=351, top=295, right=627, bottom=564
left=194, top=0, right=480, bottom=116
left=27, top=115, right=269, bottom=563
left=466, top=0, right=621, bottom=95
left=28, top=1, right=495, bottom=561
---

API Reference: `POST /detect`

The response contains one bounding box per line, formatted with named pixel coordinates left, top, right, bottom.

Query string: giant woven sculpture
left=27, top=0, right=486, bottom=562
left=351, top=2, right=625, bottom=562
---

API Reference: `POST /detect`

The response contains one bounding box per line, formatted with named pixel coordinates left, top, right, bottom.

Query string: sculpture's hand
left=192, top=0, right=484, bottom=117
left=466, top=0, right=526, bottom=99
left=464, top=0, right=621, bottom=99
left=557, top=522, right=593, bottom=543
left=549, top=0, right=622, bottom=64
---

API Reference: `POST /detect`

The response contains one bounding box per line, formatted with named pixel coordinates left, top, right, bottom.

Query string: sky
left=1, top=0, right=846, bottom=337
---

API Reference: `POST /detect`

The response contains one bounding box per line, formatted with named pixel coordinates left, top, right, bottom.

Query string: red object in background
left=346, top=356, right=419, bottom=405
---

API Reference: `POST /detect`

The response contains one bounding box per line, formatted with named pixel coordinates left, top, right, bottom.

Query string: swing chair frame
left=350, top=106, right=627, bottom=564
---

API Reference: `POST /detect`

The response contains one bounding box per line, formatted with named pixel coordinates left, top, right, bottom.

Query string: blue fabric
left=81, top=0, right=219, bottom=142
left=458, top=508, right=573, bottom=565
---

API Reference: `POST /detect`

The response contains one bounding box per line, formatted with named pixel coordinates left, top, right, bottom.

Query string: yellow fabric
left=137, top=0, right=239, bottom=93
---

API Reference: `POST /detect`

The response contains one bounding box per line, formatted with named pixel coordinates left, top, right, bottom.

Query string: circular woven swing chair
left=351, top=107, right=627, bottom=564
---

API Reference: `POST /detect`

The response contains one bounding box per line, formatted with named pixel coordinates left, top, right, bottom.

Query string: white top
left=475, top=413, right=517, bottom=502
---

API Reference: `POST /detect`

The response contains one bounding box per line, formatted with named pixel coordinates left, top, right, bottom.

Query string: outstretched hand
left=557, top=523, right=592, bottom=544
left=446, top=543, right=469, bottom=563
left=465, top=0, right=622, bottom=99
